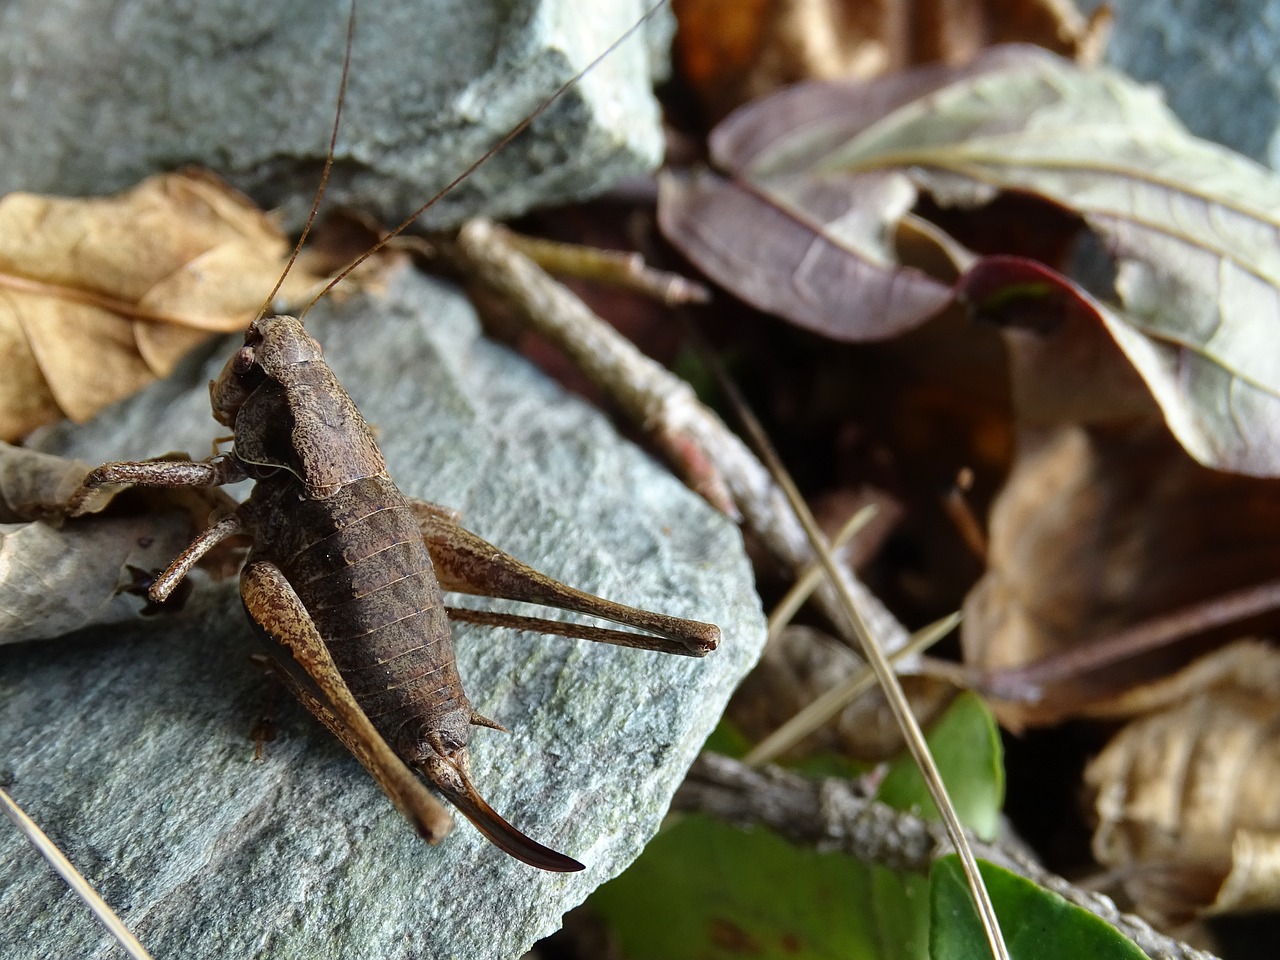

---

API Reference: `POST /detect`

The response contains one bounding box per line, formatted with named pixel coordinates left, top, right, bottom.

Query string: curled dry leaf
left=0, top=442, right=240, bottom=645
left=661, top=45, right=1280, bottom=474
left=673, top=0, right=1108, bottom=121
left=963, top=423, right=1280, bottom=730
left=1085, top=640, right=1280, bottom=924
left=0, top=171, right=327, bottom=440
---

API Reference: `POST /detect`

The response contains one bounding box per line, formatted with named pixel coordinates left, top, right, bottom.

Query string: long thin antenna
left=299, top=1, right=669, bottom=318
left=253, top=0, right=358, bottom=321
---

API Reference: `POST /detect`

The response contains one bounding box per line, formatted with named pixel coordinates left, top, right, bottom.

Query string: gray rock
left=0, top=266, right=764, bottom=959
left=1081, top=0, right=1280, bottom=169
left=0, top=0, right=671, bottom=227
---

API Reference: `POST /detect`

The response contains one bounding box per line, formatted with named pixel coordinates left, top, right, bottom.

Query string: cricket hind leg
left=239, top=558, right=456, bottom=844
left=406, top=499, right=720, bottom=656
left=240, top=558, right=584, bottom=872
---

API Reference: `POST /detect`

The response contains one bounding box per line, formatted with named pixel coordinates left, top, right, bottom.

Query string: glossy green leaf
left=592, top=695, right=1003, bottom=959
left=930, top=857, right=1148, bottom=960
left=593, top=814, right=915, bottom=960
left=876, top=692, right=1003, bottom=841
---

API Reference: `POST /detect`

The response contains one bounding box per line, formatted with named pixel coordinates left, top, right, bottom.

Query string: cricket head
left=411, top=710, right=585, bottom=873
left=210, top=315, right=321, bottom=427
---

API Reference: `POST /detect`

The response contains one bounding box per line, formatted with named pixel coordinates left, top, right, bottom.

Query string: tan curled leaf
left=0, top=171, right=326, bottom=439
left=1085, top=641, right=1280, bottom=923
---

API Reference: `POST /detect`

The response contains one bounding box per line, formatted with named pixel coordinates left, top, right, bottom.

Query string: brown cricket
left=64, top=313, right=719, bottom=872
left=55, top=2, right=711, bottom=873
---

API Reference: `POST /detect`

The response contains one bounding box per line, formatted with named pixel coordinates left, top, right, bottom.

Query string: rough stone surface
left=0, top=266, right=764, bottom=959
left=0, top=0, right=671, bottom=228
left=1081, top=0, right=1280, bottom=169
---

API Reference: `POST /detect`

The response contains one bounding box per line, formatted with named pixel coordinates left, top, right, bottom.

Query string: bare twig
left=675, top=754, right=1222, bottom=960
left=977, top=577, right=1280, bottom=706
left=449, top=218, right=913, bottom=657
left=1, top=787, right=154, bottom=960
left=943, top=467, right=987, bottom=560
left=501, top=232, right=711, bottom=306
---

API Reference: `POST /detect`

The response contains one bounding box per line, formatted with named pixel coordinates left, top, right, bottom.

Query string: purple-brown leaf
left=662, top=45, right=1280, bottom=474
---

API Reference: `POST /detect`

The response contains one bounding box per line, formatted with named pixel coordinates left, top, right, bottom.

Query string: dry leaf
left=0, top=171, right=327, bottom=440
left=661, top=46, right=1280, bottom=474
left=673, top=0, right=1108, bottom=121
left=963, top=424, right=1280, bottom=729
left=0, top=442, right=241, bottom=644
left=1085, top=641, right=1280, bottom=923
left=0, top=442, right=89, bottom=523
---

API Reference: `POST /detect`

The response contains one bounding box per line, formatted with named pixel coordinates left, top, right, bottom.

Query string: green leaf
left=593, top=814, right=915, bottom=960
left=930, top=857, right=1148, bottom=960
left=876, top=692, right=1004, bottom=841
left=592, top=695, right=1004, bottom=959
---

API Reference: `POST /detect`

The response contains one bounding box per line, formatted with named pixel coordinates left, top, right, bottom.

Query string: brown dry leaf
left=728, top=624, right=956, bottom=761
left=0, top=170, right=327, bottom=440
left=1084, top=640, right=1280, bottom=924
left=0, top=442, right=89, bottom=523
left=673, top=0, right=1109, bottom=121
left=964, top=423, right=1280, bottom=729
left=0, top=442, right=241, bottom=644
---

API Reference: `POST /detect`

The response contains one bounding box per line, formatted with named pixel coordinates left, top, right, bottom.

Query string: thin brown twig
left=501, top=232, right=711, bottom=306
left=943, top=467, right=988, bottom=561
left=448, top=217, right=913, bottom=658
left=977, top=577, right=1280, bottom=705
left=674, top=754, right=1222, bottom=960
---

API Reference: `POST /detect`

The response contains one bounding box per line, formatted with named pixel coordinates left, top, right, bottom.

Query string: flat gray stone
left=0, top=266, right=764, bottom=959
left=1081, top=0, right=1280, bottom=169
left=0, top=0, right=670, bottom=227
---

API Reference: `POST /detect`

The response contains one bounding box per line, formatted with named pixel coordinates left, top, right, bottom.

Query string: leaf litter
left=653, top=7, right=1280, bottom=948
left=660, top=44, right=1280, bottom=475
left=6, top=0, right=1280, bottom=954
left=0, top=171, right=328, bottom=440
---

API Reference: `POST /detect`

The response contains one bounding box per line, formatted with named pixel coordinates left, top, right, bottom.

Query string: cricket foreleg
left=65, top=455, right=249, bottom=517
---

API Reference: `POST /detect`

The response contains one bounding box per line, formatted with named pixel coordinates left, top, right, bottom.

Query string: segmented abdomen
left=248, top=475, right=468, bottom=752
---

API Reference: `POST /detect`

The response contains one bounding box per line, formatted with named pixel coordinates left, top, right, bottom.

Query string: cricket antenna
left=297, top=0, right=669, bottom=319
left=254, top=0, right=358, bottom=323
